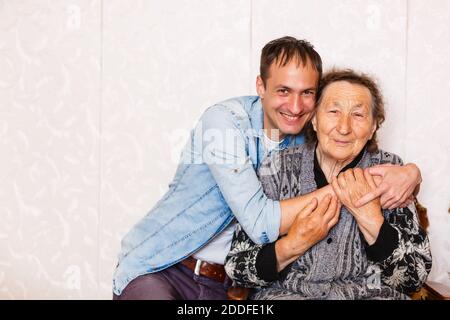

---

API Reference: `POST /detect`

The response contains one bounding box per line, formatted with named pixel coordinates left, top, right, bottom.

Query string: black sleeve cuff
left=255, top=242, right=279, bottom=282
left=365, top=219, right=399, bottom=263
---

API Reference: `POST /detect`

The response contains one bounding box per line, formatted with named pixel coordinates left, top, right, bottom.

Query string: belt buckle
left=194, top=259, right=202, bottom=276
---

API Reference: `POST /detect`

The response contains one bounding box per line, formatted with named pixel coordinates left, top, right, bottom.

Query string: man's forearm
left=279, top=185, right=334, bottom=235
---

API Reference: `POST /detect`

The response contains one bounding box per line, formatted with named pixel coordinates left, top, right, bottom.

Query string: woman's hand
left=331, top=168, right=384, bottom=245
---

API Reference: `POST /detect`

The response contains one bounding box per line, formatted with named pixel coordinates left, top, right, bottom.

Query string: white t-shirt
left=262, top=132, right=284, bottom=154
left=192, top=220, right=237, bottom=264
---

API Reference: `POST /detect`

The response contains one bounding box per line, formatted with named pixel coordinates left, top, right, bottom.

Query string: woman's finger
left=344, top=169, right=356, bottom=183
left=337, top=173, right=347, bottom=189
left=323, top=196, right=338, bottom=222
left=353, top=168, right=365, bottom=183
left=331, top=177, right=343, bottom=200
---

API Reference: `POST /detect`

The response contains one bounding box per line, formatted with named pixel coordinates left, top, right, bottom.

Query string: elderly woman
left=224, top=69, right=432, bottom=300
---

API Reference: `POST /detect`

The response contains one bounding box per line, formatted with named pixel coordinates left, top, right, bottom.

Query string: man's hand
left=353, top=163, right=421, bottom=209
left=331, top=168, right=384, bottom=245
left=275, top=195, right=340, bottom=271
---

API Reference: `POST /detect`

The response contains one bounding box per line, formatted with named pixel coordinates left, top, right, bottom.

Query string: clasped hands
left=331, top=168, right=384, bottom=245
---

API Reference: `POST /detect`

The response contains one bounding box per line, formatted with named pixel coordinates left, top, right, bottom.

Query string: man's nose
left=287, top=94, right=303, bottom=115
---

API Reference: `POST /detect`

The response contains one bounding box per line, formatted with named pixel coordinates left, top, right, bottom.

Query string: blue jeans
left=113, top=263, right=231, bottom=300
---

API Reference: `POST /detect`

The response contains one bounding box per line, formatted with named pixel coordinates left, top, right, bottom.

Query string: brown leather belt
left=180, top=256, right=226, bottom=283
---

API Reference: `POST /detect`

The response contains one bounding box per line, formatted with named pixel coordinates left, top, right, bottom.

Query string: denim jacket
left=113, top=96, right=304, bottom=295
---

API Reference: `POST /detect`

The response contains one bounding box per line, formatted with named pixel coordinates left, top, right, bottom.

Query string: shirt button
left=327, top=238, right=332, bottom=244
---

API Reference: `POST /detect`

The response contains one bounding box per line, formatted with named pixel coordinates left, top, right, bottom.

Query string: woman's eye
left=353, top=113, right=364, bottom=118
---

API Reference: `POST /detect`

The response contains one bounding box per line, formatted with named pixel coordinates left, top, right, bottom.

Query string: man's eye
left=303, top=90, right=315, bottom=96
left=278, top=89, right=289, bottom=96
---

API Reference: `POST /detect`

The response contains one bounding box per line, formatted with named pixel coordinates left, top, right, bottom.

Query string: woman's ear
left=369, top=122, right=377, bottom=139
left=311, top=114, right=318, bottom=132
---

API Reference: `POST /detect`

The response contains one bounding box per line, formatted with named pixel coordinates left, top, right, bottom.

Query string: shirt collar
left=249, top=97, right=264, bottom=135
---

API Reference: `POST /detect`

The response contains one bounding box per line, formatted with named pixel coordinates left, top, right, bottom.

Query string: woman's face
left=312, top=81, right=376, bottom=163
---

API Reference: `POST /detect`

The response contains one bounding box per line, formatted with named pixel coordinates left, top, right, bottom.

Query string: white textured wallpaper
left=0, top=0, right=449, bottom=299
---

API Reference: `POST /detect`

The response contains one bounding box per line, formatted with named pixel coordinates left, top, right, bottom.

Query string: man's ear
left=256, top=76, right=266, bottom=98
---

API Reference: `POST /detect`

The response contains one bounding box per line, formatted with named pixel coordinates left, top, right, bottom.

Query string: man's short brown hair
left=260, top=36, right=323, bottom=86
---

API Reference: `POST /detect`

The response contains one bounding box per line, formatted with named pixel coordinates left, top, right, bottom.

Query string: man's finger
left=327, top=202, right=341, bottom=229
left=380, top=194, right=391, bottom=208
left=299, top=197, right=318, bottom=218
left=386, top=193, right=408, bottom=210
left=364, top=168, right=377, bottom=190
left=381, top=188, right=409, bottom=210
left=387, top=200, right=400, bottom=210
left=398, top=196, right=414, bottom=208
left=367, top=164, right=395, bottom=177
left=381, top=195, right=397, bottom=209
left=396, top=193, right=410, bottom=207
left=315, top=194, right=332, bottom=216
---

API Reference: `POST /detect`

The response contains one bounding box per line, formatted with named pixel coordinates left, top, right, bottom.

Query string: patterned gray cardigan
left=224, top=144, right=432, bottom=300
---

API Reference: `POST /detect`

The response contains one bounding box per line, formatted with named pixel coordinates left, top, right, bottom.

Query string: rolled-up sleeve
left=195, top=105, right=280, bottom=244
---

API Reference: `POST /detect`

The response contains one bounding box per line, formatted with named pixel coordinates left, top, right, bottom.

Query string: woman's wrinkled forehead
left=319, top=81, right=373, bottom=110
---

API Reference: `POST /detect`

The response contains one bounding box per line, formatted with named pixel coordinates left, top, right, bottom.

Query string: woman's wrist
left=317, top=184, right=335, bottom=201
left=275, top=237, right=304, bottom=272
left=356, top=213, right=384, bottom=245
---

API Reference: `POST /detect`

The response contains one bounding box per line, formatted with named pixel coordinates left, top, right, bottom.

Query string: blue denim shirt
left=113, top=96, right=304, bottom=295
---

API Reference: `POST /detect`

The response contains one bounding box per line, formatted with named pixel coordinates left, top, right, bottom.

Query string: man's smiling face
left=257, top=58, right=319, bottom=141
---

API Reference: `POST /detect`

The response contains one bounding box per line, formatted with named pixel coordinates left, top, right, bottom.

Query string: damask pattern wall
left=0, top=0, right=449, bottom=299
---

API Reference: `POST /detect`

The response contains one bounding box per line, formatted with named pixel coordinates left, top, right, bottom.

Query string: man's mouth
left=280, top=112, right=301, bottom=122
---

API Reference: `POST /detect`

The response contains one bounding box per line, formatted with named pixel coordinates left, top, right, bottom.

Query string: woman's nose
left=337, top=115, right=351, bottom=134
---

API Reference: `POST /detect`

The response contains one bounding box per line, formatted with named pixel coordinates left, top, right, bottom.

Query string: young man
left=113, top=36, right=421, bottom=300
